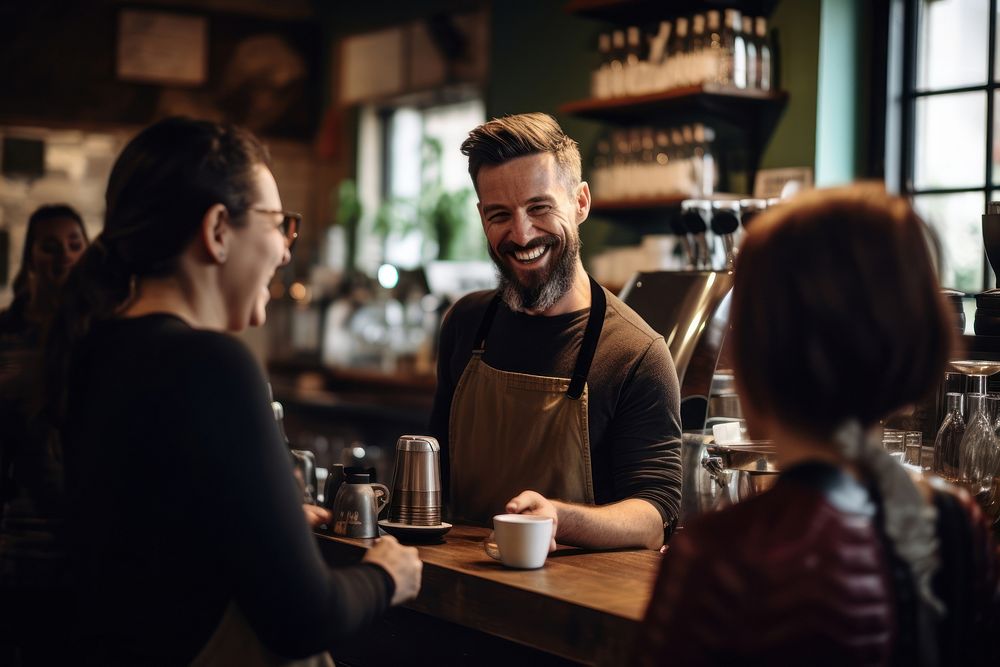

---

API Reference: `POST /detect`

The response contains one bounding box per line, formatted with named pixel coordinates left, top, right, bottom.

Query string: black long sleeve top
left=64, top=314, right=392, bottom=665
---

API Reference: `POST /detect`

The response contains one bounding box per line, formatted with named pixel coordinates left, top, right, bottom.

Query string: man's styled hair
left=460, top=113, right=582, bottom=192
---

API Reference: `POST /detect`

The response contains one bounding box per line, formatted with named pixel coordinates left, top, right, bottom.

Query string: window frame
left=893, top=0, right=996, bottom=292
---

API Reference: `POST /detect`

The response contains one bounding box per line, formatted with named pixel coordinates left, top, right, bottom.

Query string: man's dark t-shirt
left=429, top=287, right=683, bottom=527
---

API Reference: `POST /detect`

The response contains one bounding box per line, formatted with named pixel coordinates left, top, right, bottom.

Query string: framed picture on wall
left=116, top=9, right=208, bottom=86
left=0, top=4, right=322, bottom=141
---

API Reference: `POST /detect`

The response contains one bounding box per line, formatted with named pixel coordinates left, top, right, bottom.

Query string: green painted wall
left=759, top=0, right=821, bottom=171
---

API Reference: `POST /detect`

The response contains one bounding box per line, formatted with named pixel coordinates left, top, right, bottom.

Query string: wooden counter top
left=316, top=525, right=663, bottom=666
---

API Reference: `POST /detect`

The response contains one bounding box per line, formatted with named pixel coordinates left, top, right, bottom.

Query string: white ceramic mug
left=484, top=514, right=553, bottom=569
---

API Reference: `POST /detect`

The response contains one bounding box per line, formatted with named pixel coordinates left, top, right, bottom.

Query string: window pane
left=388, top=108, right=423, bottom=199
left=914, top=92, right=986, bottom=190
left=422, top=99, right=485, bottom=191
left=995, top=2, right=1000, bottom=80
left=913, top=191, right=985, bottom=292
left=918, top=0, right=988, bottom=89
left=993, top=91, right=1000, bottom=185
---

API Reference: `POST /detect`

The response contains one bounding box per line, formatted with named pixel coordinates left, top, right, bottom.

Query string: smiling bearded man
left=489, top=221, right=579, bottom=313
left=428, top=113, right=684, bottom=554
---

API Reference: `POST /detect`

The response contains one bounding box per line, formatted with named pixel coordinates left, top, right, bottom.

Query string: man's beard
left=488, top=231, right=580, bottom=312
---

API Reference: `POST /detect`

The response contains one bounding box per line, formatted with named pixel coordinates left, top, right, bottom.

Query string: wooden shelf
left=590, top=195, right=685, bottom=213
left=565, top=0, right=780, bottom=24
left=559, top=84, right=787, bottom=124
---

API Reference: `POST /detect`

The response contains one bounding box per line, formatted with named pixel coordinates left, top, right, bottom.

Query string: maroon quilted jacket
left=632, top=462, right=1000, bottom=666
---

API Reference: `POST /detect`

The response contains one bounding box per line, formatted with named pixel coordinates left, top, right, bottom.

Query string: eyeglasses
left=252, top=208, right=301, bottom=251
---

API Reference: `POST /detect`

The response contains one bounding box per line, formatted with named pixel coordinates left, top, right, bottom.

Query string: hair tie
left=835, top=418, right=944, bottom=616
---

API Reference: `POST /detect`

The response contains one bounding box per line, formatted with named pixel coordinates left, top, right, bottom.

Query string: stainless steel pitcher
left=331, top=473, right=389, bottom=538
left=387, top=435, right=442, bottom=526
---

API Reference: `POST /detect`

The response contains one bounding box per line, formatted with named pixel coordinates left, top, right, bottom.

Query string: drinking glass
left=882, top=429, right=905, bottom=464
left=959, top=394, right=1000, bottom=495
left=903, top=431, right=924, bottom=467
left=935, top=392, right=965, bottom=480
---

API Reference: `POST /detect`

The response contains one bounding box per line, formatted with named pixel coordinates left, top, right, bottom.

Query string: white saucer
left=378, top=520, right=452, bottom=541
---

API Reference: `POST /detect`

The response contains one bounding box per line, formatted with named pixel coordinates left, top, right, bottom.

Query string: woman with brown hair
left=633, top=186, right=999, bottom=666
left=42, top=117, right=421, bottom=666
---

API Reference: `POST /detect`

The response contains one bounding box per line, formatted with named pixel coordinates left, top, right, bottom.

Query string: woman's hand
left=362, top=535, right=422, bottom=605
left=302, top=504, right=331, bottom=528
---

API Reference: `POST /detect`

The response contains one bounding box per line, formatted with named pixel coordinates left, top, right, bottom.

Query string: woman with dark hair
left=43, top=117, right=421, bottom=666
left=0, top=204, right=88, bottom=338
left=633, top=187, right=999, bottom=666
left=0, top=204, right=88, bottom=665
left=1, top=203, right=88, bottom=506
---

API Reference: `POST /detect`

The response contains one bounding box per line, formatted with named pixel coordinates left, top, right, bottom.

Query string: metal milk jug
left=332, top=473, right=390, bottom=538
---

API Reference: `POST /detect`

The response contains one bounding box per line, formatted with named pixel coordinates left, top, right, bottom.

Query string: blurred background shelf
left=565, top=0, right=781, bottom=24
left=559, top=85, right=788, bottom=124
left=590, top=195, right=686, bottom=215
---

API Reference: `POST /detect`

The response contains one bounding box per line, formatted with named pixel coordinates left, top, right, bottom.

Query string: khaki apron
left=190, top=602, right=335, bottom=667
left=448, top=276, right=606, bottom=525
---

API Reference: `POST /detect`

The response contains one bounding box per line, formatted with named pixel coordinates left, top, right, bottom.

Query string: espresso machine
left=619, top=270, right=733, bottom=431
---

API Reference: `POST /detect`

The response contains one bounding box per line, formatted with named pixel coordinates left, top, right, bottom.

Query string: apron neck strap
left=567, top=275, right=606, bottom=400
left=472, top=294, right=502, bottom=355
left=471, top=275, right=607, bottom=399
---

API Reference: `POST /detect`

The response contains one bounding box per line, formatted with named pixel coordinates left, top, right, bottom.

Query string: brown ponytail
left=40, top=117, right=270, bottom=431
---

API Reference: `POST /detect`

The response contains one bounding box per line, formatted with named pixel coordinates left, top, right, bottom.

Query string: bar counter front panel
left=316, top=525, right=662, bottom=666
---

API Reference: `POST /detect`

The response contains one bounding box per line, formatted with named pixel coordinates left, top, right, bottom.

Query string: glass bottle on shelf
left=668, top=16, right=689, bottom=90
left=638, top=128, right=657, bottom=198
left=591, top=136, right=611, bottom=200
left=592, top=33, right=612, bottom=99
left=933, top=392, right=965, bottom=481
left=610, top=30, right=626, bottom=97
left=624, top=26, right=643, bottom=96
left=958, top=393, right=1000, bottom=495
left=670, top=127, right=689, bottom=195
left=722, top=9, right=747, bottom=88
left=705, top=11, right=723, bottom=86
left=681, top=125, right=698, bottom=196
left=755, top=17, right=773, bottom=91
left=689, top=13, right=707, bottom=86
left=654, top=129, right=672, bottom=196
left=692, top=124, right=716, bottom=197
left=743, top=16, right=758, bottom=90
left=625, top=128, right=643, bottom=200
left=648, top=20, right=671, bottom=92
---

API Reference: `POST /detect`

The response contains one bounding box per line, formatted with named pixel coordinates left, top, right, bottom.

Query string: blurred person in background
left=0, top=204, right=88, bottom=666
left=633, top=186, right=999, bottom=666
left=41, top=117, right=421, bottom=666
